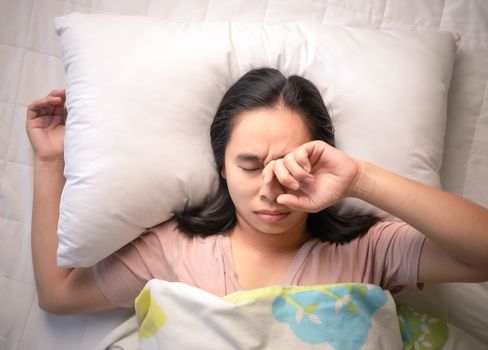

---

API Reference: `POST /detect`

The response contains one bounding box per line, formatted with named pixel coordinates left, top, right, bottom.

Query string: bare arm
left=265, top=140, right=488, bottom=283
left=350, top=161, right=488, bottom=282
left=28, top=90, right=115, bottom=315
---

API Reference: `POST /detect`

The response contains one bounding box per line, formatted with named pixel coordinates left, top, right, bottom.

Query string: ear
left=221, top=167, right=226, bottom=179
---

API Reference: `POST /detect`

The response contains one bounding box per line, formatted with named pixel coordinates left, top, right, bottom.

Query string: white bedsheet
left=1, top=1, right=487, bottom=349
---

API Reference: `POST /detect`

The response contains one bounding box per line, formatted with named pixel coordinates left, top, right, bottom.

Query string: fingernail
left=304, top=165, right=311, bottom=172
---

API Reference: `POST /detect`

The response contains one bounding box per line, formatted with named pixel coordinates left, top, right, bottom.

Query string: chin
left=257, top=225, right=291, bottom=235
left=247, top=212, right=306, bottom=235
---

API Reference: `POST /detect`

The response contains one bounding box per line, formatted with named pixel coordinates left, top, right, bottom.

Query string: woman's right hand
left=26, top=89, right=67, bottom=162
left=27, top=89, right=116, bottom=315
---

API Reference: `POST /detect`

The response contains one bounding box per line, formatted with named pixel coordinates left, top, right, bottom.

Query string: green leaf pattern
left=397, top=304, right=449, bottom=350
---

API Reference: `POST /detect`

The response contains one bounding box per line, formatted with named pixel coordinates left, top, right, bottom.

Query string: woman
left=27, top=68, right=488, bottom=315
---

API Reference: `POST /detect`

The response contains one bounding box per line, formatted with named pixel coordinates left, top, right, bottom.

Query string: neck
left=230, top=214, right=310, bottom=256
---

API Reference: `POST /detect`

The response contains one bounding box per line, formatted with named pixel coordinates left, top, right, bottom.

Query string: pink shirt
left=92, top=220, right=426, bottom=308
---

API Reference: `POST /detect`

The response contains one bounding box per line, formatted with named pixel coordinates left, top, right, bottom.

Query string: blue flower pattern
left=272, top=285, right=387, bottom=349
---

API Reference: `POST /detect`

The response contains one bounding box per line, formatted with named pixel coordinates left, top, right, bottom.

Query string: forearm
left=351, top=161, right=488, bottom=269
left=31, top=159, right=72, bottom=306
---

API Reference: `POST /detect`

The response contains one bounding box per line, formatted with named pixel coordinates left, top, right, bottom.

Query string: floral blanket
left=134, top=280, right=436, bottom=349
left=96, top=280, right=488, bottom=350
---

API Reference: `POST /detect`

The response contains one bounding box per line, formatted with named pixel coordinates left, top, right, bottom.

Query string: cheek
left=226, top=170, right=260, bottom=204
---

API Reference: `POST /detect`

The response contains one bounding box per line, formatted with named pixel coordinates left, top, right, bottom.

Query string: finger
left=26, top=104, right=57, bottom=124
left=294, top=146, right=314, bottom=172
left=273, top=159, right=300, bottom=190
left=47, top=98, right=64, bottom=116
left=53, top=105, right=67, bottom=119
left=277, top=194, right=319, bottom=212
left=276, top=194, right=301, bottom=210
left=262, top=160, right=275, bottom=184
left=303, top=140, right=330, bottom=167
left=27, top=96, right=63, bottom=114
left=37, top=106, right=56, bottom=117
left=29, top=96, right=62, bottom=109
left=26, top=102, right=47, bottom=122
left=26, top=92, right=65, bottom=124
left=50, top=90, right=66, bottom=111
left=283, top=153, right=314, bottom=183
left=48, top=89, right=66, bottom=99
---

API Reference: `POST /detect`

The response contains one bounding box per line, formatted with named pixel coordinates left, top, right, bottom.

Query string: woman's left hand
left=262, top=140, right=360, bottom=212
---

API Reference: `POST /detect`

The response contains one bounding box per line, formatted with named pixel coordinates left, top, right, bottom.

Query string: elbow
left=37, top=293, right=73, bottom=316
left=38, top=300, right=56, bottom=315
left=39, top=302, right=73, bottom=316
left=38, top=298, right=61, bottom=315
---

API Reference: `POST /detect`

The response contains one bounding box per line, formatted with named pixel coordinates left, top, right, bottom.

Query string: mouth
left=254, top=210, right=291, bottom=223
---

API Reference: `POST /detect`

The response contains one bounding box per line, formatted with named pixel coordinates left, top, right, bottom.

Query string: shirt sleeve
left=91, top=221, right=178, bottom=308
left=368, top=221, right=427, bottom=293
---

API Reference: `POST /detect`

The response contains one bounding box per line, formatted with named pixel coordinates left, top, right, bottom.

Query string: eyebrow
left=235, top=153, right=287, bottom=163
left=235, top=153, right=261, bottom=162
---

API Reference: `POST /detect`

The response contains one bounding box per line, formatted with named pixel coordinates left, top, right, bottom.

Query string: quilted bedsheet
left=1, top=1, right=487, bottom=349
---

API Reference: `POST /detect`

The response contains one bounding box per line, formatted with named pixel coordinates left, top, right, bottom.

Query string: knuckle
left=298, top=147, right=309, bottom=158
left=284, top=153, right=294, bottom=161
left=284, top=176, right=296, bottom=186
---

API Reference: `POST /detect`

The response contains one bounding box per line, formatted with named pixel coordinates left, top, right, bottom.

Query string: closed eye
left=236, top=153, right=263, bottom=172
left=241, top=167, right=262, bottom=172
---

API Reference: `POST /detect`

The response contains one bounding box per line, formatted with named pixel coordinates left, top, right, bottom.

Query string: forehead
left=226, top=106, right=311, bottom=162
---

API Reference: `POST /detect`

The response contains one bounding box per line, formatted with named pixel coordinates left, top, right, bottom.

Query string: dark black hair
left=174, top=67, right=378, bottom=243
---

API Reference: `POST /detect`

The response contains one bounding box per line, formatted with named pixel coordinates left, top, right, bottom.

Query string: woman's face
left=222, top=106, right=312, bottom=236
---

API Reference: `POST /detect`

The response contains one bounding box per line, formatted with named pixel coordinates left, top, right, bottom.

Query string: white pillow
left=54, top=13, right=457, bottom=267
left=308, top=25, right=458, bottom=217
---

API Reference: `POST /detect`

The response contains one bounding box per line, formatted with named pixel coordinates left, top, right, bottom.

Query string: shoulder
left=364, top=220, right=423, bottom=241
left=355, top=221, right=426, bottom=268
left=350, top=220, right=423, bottom=251
left=308, top=220, right=422, bottom=254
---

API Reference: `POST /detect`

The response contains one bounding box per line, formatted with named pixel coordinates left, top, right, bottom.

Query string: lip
left=255, top=210, right=291, bottom=223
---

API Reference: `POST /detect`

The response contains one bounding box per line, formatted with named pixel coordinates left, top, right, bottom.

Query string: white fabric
left=2, top=1, right=488, bottom=349
left=54, top=13, right=456, bottom=267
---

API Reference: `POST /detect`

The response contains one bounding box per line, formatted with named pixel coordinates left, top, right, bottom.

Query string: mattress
left=1, top=0, right=487, bottom=349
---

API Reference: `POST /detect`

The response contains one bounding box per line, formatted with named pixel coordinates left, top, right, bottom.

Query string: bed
left=1, top=0, right=487, bottom=349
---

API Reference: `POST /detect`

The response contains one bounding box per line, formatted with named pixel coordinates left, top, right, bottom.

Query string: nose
left=258, top=173, right=285, bottom=204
